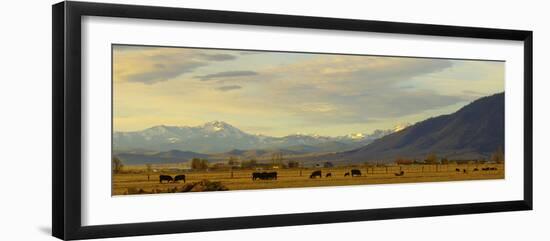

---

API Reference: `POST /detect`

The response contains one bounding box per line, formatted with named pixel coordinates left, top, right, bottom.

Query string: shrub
left=180, top=180, right=229, bottom=192
left=127, top=187, right=149, bottom=195
left=425, top=153, right=438, bottom=164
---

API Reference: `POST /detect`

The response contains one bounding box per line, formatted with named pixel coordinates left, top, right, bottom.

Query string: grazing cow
left=490, top=167, right=497, bottom=171
left=174, top=174, right=186, bottom=183
left=252, top=172, right=263, bottom=180
left=326, top=172, right=332, bottom=178
left=473, top=168, right=479, bottom=172
left=344, top=172, right=350, bottom=177
left=482, top=167, right=489, bottom=171
left=456, top=168, right=461, bottom=172
left=351, top=169, right=362, bottom=177
left=394, top=170, right=405, bottom=176
left=159, top=175, right=173, bottom=183
left=255, top=172, right=262, bottom=180
left=310, top=170, right=322, bottom=179
left=266, top=172, right=277, bottom=180
left=252, top=172, right=278, bottom=180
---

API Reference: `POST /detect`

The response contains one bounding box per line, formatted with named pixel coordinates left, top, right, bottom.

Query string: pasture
left=112, top=163, right=504, bottom=195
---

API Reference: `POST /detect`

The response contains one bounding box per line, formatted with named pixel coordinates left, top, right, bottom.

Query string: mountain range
left=114, top=121, right=404, bottom=154
left=310, top=92, right=504, bottom=163
left=114, top=93, right=504, bottom=165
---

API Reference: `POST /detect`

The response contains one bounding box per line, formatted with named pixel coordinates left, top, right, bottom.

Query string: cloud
left=199, top=53, right=237, bottom=61
left=217, top=85, right=242, bottom=92
left=462, top=90, right=485, bottom=95
left=273, top=89, right=466, bottom=127
left=113, top=45, right=158, bottom=52
left=266, top=56, right=453, bottom=87
left=113, top=46, right=239, bottom=84
left=258, top=55, right=456, bottom=97
left=113, top=47, right=504, bottom=136
left=195, top=71, right=258, bottom=81
left=350, top=91, right=465, bottom=118
left=242, top=55, right=467, bottom=125
left=299, top=102, right=336, bottom=113
left=126, top=62, right=207, bottom=84
left=239, top=51, right=262, bottom=55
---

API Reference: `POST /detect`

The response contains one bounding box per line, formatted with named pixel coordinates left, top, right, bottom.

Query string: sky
left=112, top=45, right=504, bottom=137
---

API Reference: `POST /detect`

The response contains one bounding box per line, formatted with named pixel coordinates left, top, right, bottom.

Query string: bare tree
left=191, top=158, right=209, bottom=170
left=287, top=160, right=300, bottom=168
left=112, top=156, right=124, bottom=174
left=271, top=153, right=283, bottom=167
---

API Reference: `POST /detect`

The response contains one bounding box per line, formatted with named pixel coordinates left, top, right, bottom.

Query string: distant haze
left=113, top=45, right=504, bottom=137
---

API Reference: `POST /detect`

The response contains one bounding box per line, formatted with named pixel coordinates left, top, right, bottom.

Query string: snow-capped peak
left=348, top=133, right=365, bottom=140
left=145, top=125, right=171, bottom=134
left=203, top=121, right=231, bottom=132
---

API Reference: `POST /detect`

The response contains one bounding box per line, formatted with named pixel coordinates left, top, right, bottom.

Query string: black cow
left=482, top=167, right=489, bottom=171
left=266, top=172, right=277, bottom=180
left=473, top=168, right=479, bottom=172
left=456, top=168, right=461, bottom=172
left=394, top=171, right=405, bottom=176
left=310, top=170, right=322, bottom=179
left=252, top=172, right=278, bottom=180
left=159, top=175, right=173, bottom=183
left=326, top=172, right=332, bottom=178
left=252, top=172, right=261, bottom=180
left=351, top=169, right=362, bottom=177
left=344, top=172, right=350, bottom=177
left=174, top=174, right=186, bottom=183
left=490, top=167, right=498, bottom=171
left=463, top=169, right=467, bottom=174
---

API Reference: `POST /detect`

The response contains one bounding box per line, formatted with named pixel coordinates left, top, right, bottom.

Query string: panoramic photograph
left=111, top=44, right=505, bottom=196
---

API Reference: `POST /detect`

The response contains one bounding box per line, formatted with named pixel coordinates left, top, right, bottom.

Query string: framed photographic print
left=52, top=1, right=533, bottom=240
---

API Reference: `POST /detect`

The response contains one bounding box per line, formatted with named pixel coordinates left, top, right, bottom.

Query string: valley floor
left=112, top=164, right=504, bottom=196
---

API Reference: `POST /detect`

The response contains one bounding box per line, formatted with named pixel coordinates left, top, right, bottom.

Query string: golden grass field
left=112, top=163, right=504, bottom=195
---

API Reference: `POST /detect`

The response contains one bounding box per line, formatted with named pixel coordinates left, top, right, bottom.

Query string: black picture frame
left=52, top=1, right=533, bottom=240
